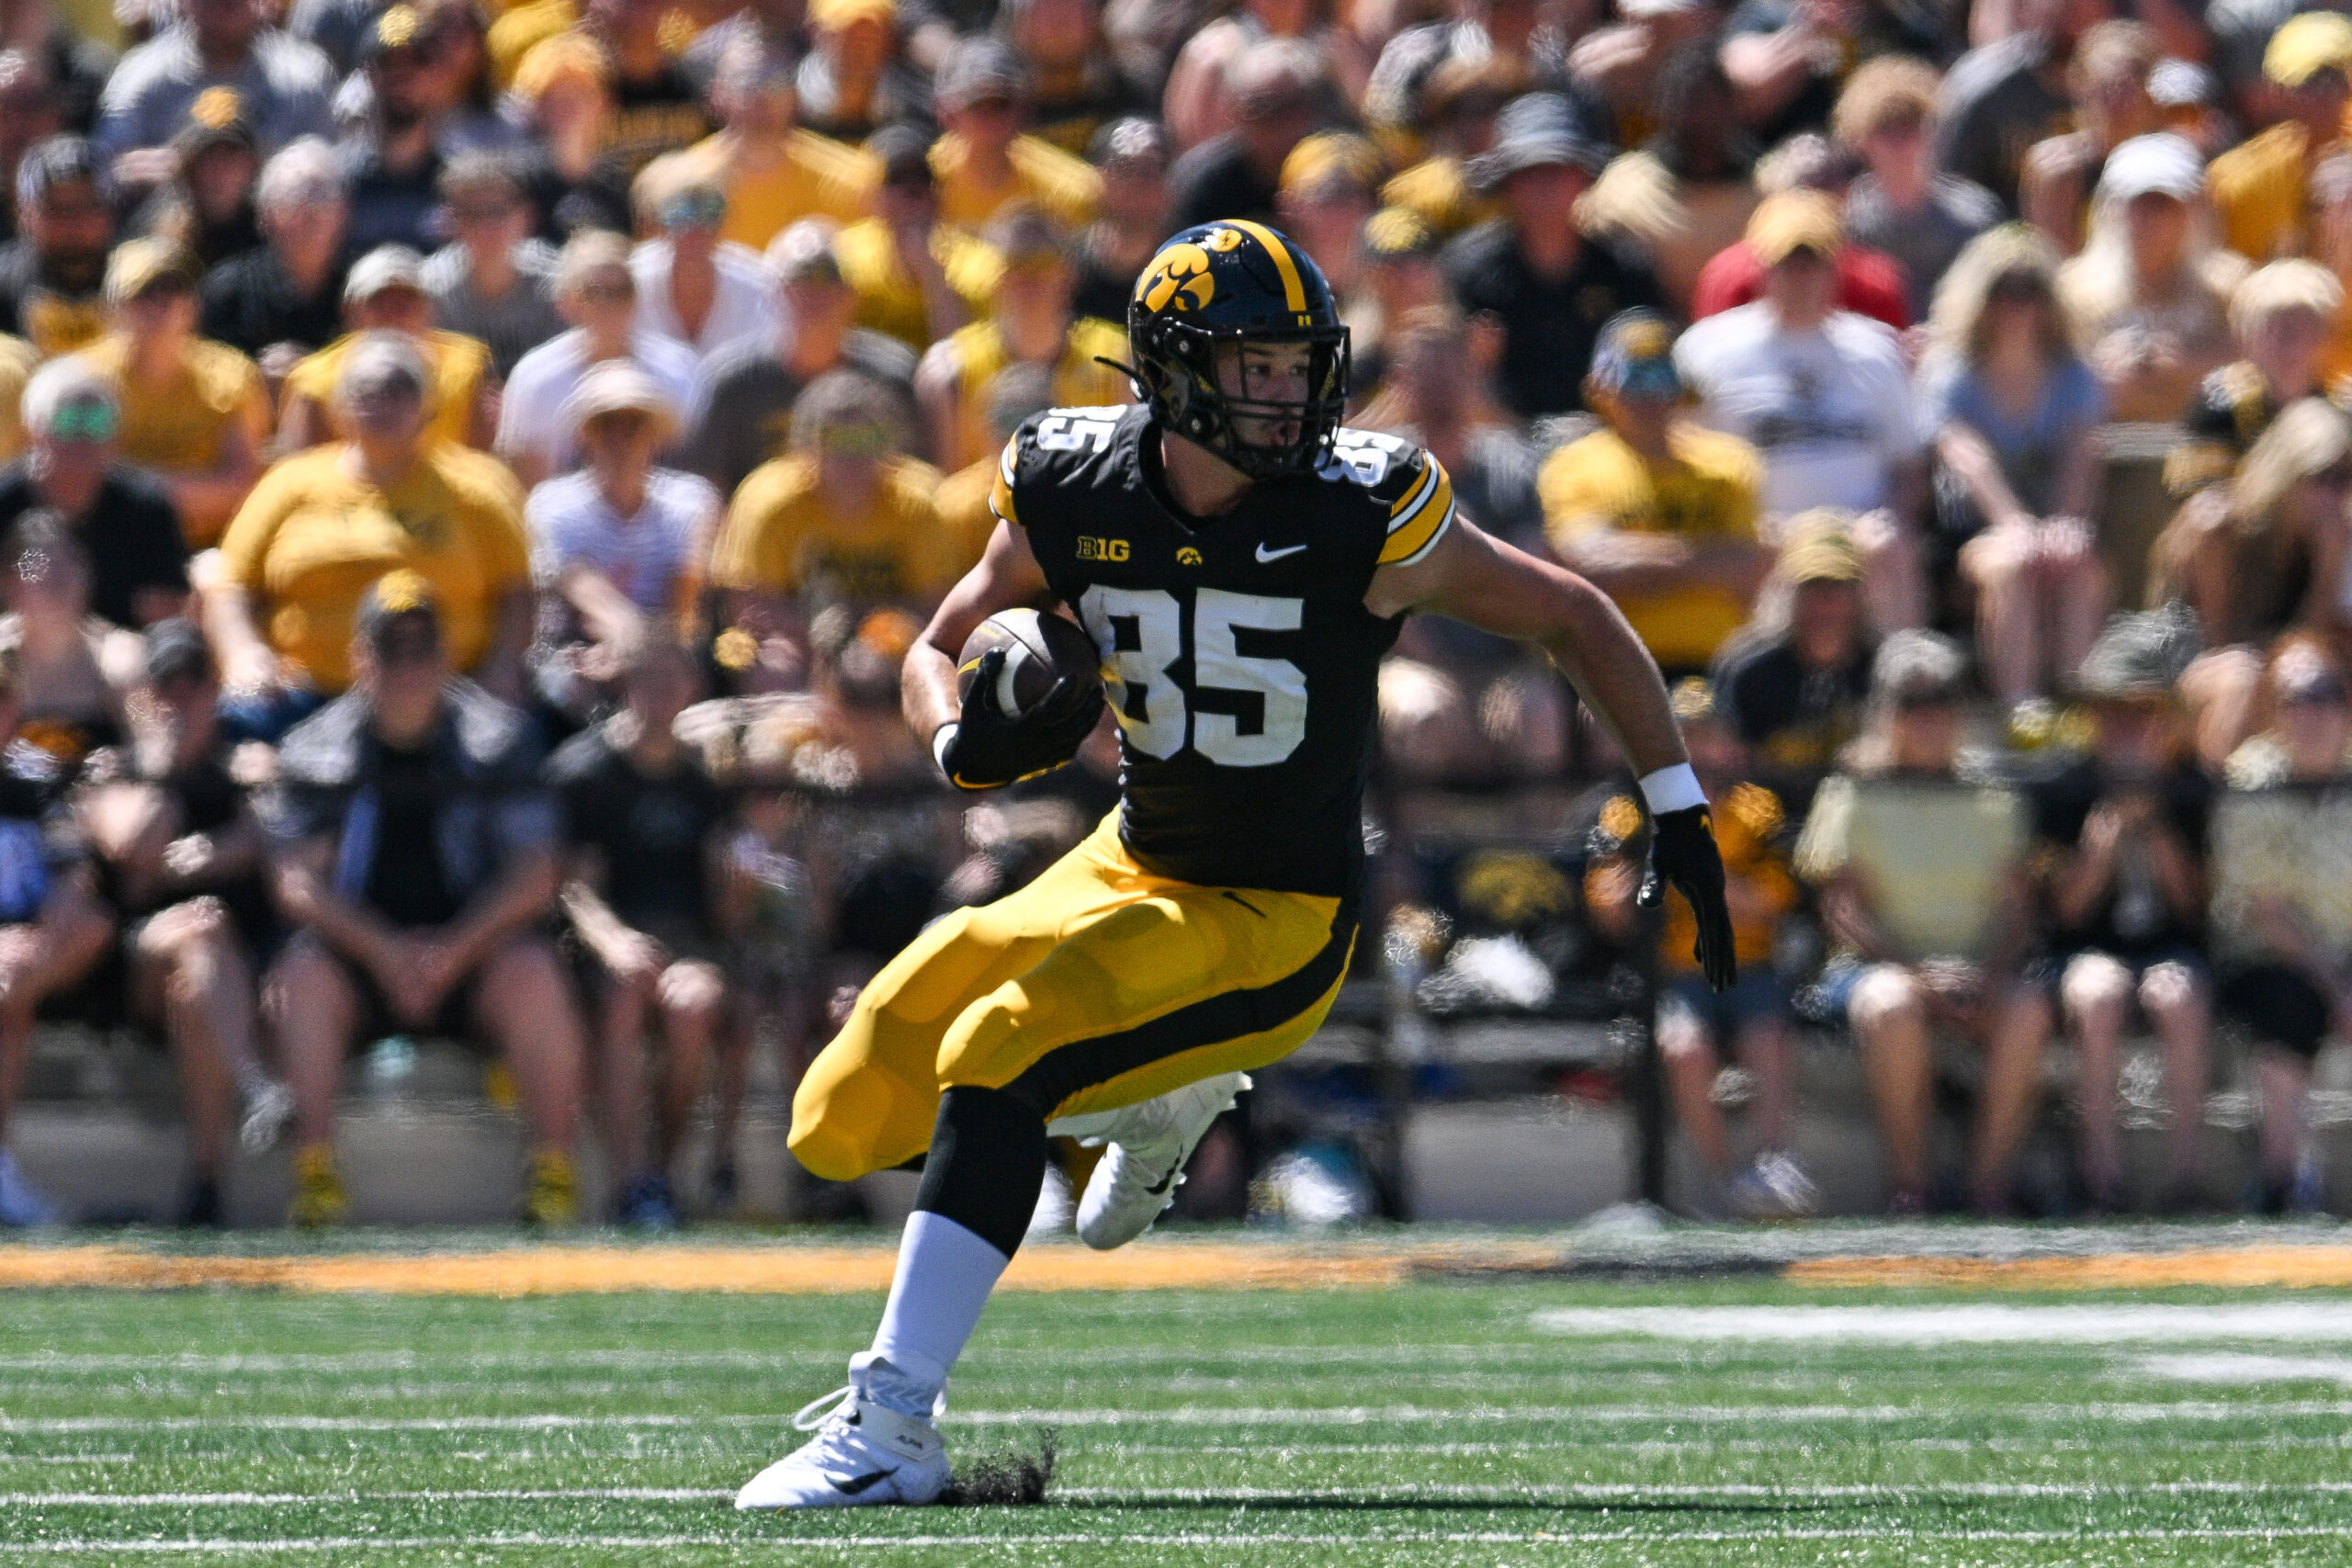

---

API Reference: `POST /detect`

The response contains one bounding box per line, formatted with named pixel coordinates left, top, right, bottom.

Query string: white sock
left=861, top=1210, right=1011, bottom=1417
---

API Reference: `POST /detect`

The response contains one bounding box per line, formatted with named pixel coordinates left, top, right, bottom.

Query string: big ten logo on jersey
left=1318, top=429, right=1409, bottom=487
left=1034, top=407, right=1125, bottom=454
left=1075, top=536, right=1129, bottom=561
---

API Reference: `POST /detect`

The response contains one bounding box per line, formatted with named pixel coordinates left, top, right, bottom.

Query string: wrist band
left=932, top=723, right=958, bottom=777
left=1638, top=762, right=1707, bottom=816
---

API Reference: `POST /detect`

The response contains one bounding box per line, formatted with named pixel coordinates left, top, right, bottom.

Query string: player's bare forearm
left=1368, top=517, right=1688, bottom=777
left=905, top=518, right=1053, bottom=742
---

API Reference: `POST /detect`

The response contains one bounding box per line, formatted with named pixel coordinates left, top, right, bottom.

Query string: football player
left=736, top=220, right=1736, bottom=1509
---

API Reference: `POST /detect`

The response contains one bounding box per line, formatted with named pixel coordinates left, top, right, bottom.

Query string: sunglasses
left=374, top=628, right=442, bottom=665
left=1892, top=689, right=1960, bottom=712
left=47, top=401, right=116, bottom=443
left=2282, top=680, right=2349, bottom=708
left=447, top=202, right=516, bottom=224
left=577, top=279, right=632, bottom=303
left=2314, top=464, right=2352, bottom=491
left=661, top=190, right=726, bottom=230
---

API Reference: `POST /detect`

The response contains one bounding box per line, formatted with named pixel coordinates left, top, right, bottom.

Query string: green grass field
left=5, top=1231, right=2352, bottom=1563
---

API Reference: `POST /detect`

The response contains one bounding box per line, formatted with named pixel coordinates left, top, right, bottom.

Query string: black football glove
left=936, top=647, right=1104, bottom=790
left=1637, top=804, right=1738, bottom=991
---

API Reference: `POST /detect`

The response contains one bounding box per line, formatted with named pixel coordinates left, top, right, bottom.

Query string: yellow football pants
left=788, top=813, right=1357, bottom=1181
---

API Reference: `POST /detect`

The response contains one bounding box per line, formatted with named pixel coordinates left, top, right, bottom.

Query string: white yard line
left=1533, top=1303, right=2352, bottom=1343
left=12, top=1528, right=2352, bottom=1554
left=12, top=1480, right=2352, bottom=1508
left=2141, top=1352, right=2352, bottom=1385
left=1, top=1399, right=2345, bottom=1435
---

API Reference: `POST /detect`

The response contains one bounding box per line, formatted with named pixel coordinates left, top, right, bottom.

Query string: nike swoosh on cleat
left=1255, top=542, right=1307, bottom=562
left=831, top=1470, right=896, bottom=1495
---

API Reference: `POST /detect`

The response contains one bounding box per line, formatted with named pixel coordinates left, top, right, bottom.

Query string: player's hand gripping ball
left=1637, top=806, right=1739, bottom=991
left=940, top=609, right=1105, bottom=789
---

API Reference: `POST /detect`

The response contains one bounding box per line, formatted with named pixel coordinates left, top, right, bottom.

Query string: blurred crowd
left=0, top=0, right=2348, bottom=1227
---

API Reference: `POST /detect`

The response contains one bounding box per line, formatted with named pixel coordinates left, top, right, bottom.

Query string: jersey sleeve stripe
left=989, top=434, right=1021, bottom=527
left=1378, top=489, right=1453, bottom=566
left=1387, top=461, right=1438, bottom=525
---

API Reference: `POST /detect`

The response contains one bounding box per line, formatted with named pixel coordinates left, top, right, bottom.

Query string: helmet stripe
left=1227, top=220, right=1308, bottom=314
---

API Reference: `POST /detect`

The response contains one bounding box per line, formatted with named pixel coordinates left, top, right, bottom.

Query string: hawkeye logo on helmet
left=1136, top=244, right=1216, bottom=313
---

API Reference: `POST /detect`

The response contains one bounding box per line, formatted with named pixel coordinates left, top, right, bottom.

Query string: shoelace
left=792, top=1386, right=855, bottom=1433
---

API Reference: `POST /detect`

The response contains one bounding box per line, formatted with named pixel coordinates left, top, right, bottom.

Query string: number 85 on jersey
left=1076, top=586, right=1306, bottom=767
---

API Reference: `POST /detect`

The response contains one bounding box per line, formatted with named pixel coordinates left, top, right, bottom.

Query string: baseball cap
left=561, top=359, right=678, bottom=439
left=2097, top=132, right=2205, bottom=202
left=767, top=220, right=845, bottom=287
left=2267, top=11, right=2352, bottom=88
left=1279, top=131, right=1383, bottom=201
left=172, top=85, right=256, bottom=158
left=105, top=236, right=199, bottom=303
left=144, top=617, right=213, bottom=686
left=1469, top=93, right=1611, bottom=189
left=809, top=0, right=894, bottom=28
left=869, top=123, right=934, bottom=187
left=1586, top=309, right=1680, bottom=400
left=1779, top=520, right=1864, bottom=584
left=1746, top=190, right=1842, bottom=265
left=356, top=570, right=443, bottom=650
left=935, top=37, right=1024, bottom=110
left=17, top=135, right=105, bottom=212
left=1362, top=206, right=1439, bottom=262
left=344, top=244, right=428, bottom=304
left=363, top=3, right=433, bottom=66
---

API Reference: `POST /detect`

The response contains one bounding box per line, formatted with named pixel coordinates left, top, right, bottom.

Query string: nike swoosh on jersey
left=1255, top=542, right=1308, bottom=562
left=831, top=1470, right=897, bottom=1495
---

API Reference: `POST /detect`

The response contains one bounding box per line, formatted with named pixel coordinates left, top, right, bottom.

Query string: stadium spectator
left=710, top=369, right=955, bottom=687
left=2211, top=635, right=2352, bottom=1212
left=504, top=34, right=629, bottom=241
left=1834, top=59, right=2000, bottom=323
left=338, top=5, right=446, bottom=257
left=1686, top=132, right=1911, bottom=333
left=577, top=0, right=713, bottom=184
left=834, top=125, right=994, bottom=355
left=77, top=617, right=289, bottom=1227
left=198, top=136, right=348, bottom=361
left=686, top=221, right=920, bottom=497
left=93, top=0, right=335, bottom=169
left=1165, top=38, right=1328, bottom=234
left=1442, top=92, right=1662, bottom=419
left=628, top=172, right=779, bottom=362
left=929, top=36, right=1099, bottom=235
left=1375, top=53, right=1511, bottom=243
left=0, top=52, right=64, bottom=250
left=2207, top=12, right=2352, bottom=265
left=526, top=362, right=718, bottom=716
left=1539, top=308, right=1770, bottom=678
left=2035, top=608, right=2213, bottom=1213
left=1719, top=0, right=1957, bottom=149
left=1794, top=630, right=2051, bottom=1214
left=1711, top=514, right=1878, bottom=811
left=1674, top=190, right=1927, bottom=628
left=554, top=637, right=738, bottom=1227
left=933, top=363, right=1055, bottom=574
left=211, top=333, right=532, bottom=735
left=0, top=513, right=137, bottom=771
left=151, top=95, right=263, bottom=267
left=914, top=207, right=1130, bottom=472
left=1012, top=0, right=1144, bottom=157
left=2308, top=153, right=2352, bottom=388
left=0, top=357, right=189, bottom=630
left=2152, top=399, right=2352, bottom=769
left=261, top=570, right=584, bottom=1227
left=792, top=0, right=925, bottom=145
left=1367, top=0, right=1546, bottom=152
left=1612, top=51, right=1762, bottom=314
left=1275, top=133, right=1383, bottom=311
left=0, top=640, right=112, bottom=1227
left=1919, top=225, right=2109, bottom=711
left=1359, top=303, right=1541, bottom=545
left=1163, top=0, right=1367, bottom=152
left=2057, top=131, right=2242, bottom=424
left=2165, top=260, right=2344, bottom=500
left=662, top=36, right=878, bottom=257
left=1587, top=680, right=1811, bottom=1218
left=1345, top=207, right=1448, bottom=409
left=0, top=136, right=115, bottom=360
left=498, top=230, right=697, bottom=489
left=1069, top=118, right=1174, bottom=324
left=1935, top=0, right=2113, bottom=213
left=421, top=152, right=565, bottom=380
left=2015, top=20, right=2162, bottom=257
left=276, top=244, right=494, bottom=452
left=74, top=236, right=267, bottom=549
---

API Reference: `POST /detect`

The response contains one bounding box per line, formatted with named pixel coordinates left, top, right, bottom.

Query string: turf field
left=5, top=1228, right=2352, bottom=1563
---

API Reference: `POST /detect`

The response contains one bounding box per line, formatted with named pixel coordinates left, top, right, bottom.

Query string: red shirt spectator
left=1690, top=242, right=1912, bottom=329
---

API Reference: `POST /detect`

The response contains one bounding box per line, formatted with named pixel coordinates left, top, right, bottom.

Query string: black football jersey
left=992, top=403, right=1455, bottom=897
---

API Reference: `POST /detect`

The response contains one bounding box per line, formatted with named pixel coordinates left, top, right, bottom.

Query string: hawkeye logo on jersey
left=1076, top=536, right=1130, bottom=561
left=1176, top=547, right=1204, bottom=567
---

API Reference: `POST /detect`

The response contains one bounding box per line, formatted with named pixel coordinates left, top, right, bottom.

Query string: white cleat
left=734, top=1377, right=950, bottom=1510
left=1074, top=1071, right=1249, bottom=1251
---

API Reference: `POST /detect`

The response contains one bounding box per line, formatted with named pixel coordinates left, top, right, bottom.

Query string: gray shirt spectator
left=1933, top=29, right=2072, bottom=213
left=424, top=239, right=564, bottom=379
left=95, top=20, right=335, bottom=163
left=1844, top=172, right=2003, bottom=319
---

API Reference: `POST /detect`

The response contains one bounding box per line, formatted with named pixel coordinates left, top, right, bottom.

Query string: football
left=956, top=608, right=1102, bottom=721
